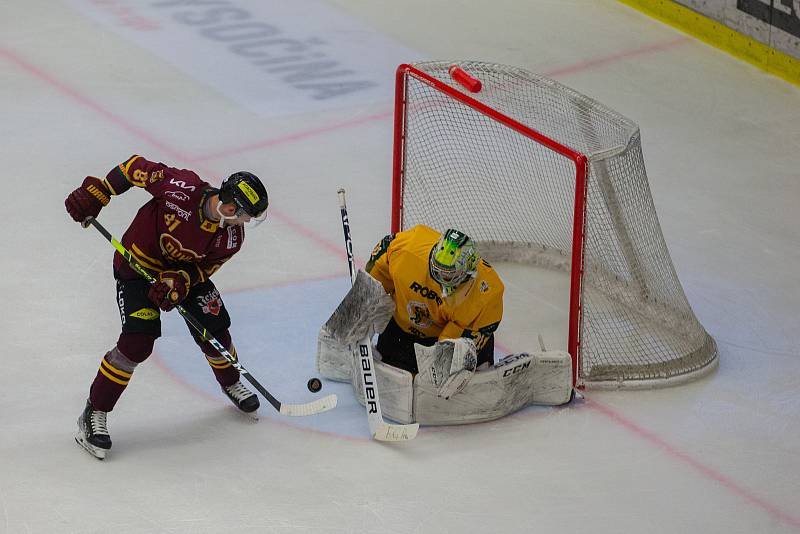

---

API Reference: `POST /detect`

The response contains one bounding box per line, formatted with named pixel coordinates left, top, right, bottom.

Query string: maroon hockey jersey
left=103, top=155, right=244, bottom=284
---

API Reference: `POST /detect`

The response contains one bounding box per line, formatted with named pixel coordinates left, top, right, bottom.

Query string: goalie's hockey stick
left=82, top=216, right=337, bottom=417
left=337, top=190, right=419, bottom=441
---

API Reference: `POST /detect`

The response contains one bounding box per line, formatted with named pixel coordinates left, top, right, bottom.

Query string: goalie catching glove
left=415, top=338, right=478, bottom=399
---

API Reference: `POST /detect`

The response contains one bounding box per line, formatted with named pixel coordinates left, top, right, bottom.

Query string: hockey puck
left=307, top=377, right=322, bottom=393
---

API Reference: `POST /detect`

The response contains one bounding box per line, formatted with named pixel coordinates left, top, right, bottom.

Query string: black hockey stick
left=337, top=190, right=419, bottom=441
left=82, top=216, right=337, bottom=417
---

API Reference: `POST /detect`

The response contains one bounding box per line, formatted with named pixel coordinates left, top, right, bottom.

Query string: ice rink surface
left=1, top=0, right=799, bottom=532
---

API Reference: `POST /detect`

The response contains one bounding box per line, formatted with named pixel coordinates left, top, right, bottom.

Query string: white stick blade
left=372, top=422, right=419, bottom=441
left=279, top=394, right=338, bottom=417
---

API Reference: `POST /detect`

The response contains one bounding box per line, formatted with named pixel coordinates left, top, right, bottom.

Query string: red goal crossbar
left=391, top=64, right=589, bottom=387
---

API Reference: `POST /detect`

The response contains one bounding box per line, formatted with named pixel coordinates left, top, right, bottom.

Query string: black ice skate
left=222, top=381, right=260, bottom=413
left=74, top=399, right=112, bottom=460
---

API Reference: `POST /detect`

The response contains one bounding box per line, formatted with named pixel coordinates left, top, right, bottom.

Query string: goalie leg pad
left=350, top=347, right=414, bottom=424
left=316, top=326, right=353, bottom=381
left=413, top=350, right=573, bottom=425
left=492, top=350, right=573, bottom=406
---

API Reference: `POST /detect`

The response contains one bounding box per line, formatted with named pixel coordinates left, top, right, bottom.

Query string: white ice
left=1, top=1, right=799, bottom=533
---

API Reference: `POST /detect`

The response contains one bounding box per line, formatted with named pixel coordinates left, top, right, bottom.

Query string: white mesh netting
left=394, top=61, right=717, bottom=388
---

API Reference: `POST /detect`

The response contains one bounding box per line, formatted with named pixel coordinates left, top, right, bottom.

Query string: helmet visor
left=248, top=208, right=268, bottom=227
left=430, top=261, right=466, bottom=287
left=233, top=206, right=267, bottom=227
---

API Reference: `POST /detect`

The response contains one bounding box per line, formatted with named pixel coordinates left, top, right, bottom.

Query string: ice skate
left=74, top=399, right=112, bottom=460
left=222, top=380, right=260, bottom=416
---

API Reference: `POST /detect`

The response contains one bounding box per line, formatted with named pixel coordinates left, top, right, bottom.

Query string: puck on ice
left=307, top=378, right=322, bottom=393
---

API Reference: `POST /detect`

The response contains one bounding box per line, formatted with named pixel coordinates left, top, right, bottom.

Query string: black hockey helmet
left=218, top=171, right=269, bottom=218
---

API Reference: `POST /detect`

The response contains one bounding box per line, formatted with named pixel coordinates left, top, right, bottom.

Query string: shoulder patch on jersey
left=200, top=220, right=218, bottom=233
left=480, top=280, right=489, bottom=293
left=119, top=155, right=146, bottom=187
left=366, top=233, right=395, bottom=272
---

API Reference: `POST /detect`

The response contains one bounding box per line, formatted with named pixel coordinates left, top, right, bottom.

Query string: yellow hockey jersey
left=366, top=225, right=504, bottom=351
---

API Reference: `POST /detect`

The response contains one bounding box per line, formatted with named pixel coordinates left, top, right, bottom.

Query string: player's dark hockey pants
left=88, top=275, right=239, bottom=412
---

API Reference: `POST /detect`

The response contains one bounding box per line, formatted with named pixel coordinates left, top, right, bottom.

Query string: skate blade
left=74, top=432, right=107, bottom=460
left=240, top=410, right=259, bottom=423
left=227, top=404, right=259, bottom=422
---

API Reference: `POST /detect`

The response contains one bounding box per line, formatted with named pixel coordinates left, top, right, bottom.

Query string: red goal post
left=390, top=61, right=718, bottom=389
left=392, top=63, right=589, bottom=388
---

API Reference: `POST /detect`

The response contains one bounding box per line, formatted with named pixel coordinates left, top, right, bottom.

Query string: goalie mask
left=429, top=229, right=480, bottom=297
left=217, top=171, right=269, bottom=226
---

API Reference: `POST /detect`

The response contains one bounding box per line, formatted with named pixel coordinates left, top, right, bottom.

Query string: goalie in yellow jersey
left=366, top=225, right=504, bottom=375
left=319, top=224, right=572, bottom=414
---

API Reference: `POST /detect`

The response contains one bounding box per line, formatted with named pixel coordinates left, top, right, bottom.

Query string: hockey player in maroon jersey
left=65, top=155, right=269, bottom=459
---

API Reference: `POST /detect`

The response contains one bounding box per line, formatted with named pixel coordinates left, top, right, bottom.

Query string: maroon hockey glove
left=148, top=270, right=191, bottom=311
left=65, top=176, right=112, bottom=223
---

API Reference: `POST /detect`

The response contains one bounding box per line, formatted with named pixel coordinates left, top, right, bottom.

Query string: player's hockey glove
left=148, top=270, right=191, bottom=311
left=65, top=176, right=112, bottom=223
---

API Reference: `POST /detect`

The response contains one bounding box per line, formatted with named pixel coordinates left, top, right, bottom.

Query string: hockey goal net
left=392, top=61, right=718, bottom=389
